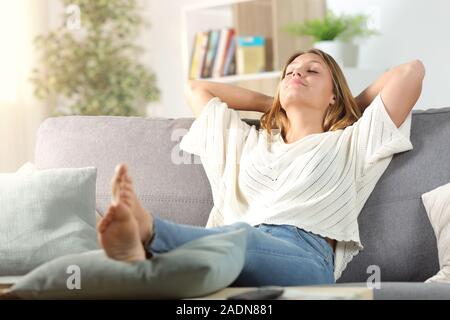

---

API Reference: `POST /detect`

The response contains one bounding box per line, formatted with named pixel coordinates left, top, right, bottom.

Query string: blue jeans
left=147, top=217, right=335, bottom=287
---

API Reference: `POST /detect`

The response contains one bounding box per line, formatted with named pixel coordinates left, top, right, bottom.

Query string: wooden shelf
left=209, top=70, right=282, bottom=83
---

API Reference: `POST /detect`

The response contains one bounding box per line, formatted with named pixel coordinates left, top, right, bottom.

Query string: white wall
left=0, top=1, right=50, bottom=172
left=144, top=0, right=450, bottom=118
left=327, top=0, right=450, bottom=110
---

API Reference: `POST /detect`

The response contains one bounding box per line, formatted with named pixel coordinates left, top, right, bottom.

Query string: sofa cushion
left=8, top=228, right=247, bottom=300
left=0, top=164, right=98, bottom=276
left=421, top=181, right=450, bottom=283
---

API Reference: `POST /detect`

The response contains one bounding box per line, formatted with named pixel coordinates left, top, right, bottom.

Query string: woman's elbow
left=406, top=59, right=426, bottom=80
left=187, top=79, right=206, bottom=92
left=185, top=80, right=202, bottom=104
left=185, top=80, right=195, bottom=96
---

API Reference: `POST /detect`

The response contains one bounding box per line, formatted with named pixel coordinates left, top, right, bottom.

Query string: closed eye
left=285, top=70, right=318, bottom=77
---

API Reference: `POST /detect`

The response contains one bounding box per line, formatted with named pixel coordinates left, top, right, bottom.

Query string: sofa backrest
left=35, top=116, right=214, bottom=227
left=34, top=107, right=450, bottom=282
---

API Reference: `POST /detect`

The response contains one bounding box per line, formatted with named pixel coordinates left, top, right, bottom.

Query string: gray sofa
left=33, top=106, right=450, bottom=299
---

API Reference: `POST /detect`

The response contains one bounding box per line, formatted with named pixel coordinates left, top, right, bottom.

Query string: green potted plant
left=282, top=10, right=379, bottom=67
left=31, top=0, right=160, bottom=116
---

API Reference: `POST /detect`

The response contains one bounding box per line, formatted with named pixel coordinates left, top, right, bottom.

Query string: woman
left=97, top=49, right=425, bottom=286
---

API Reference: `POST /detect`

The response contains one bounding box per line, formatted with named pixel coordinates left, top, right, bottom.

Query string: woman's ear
left=329, top=95, right=336, bottom=106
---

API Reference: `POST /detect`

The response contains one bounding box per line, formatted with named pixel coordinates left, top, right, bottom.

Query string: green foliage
left=282, top=10, right=379, bottom=43
left=31, top=0, right=160, bottom=116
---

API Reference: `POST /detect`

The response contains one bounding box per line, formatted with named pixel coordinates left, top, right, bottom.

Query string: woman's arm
left=355, top=60, right=425, bottom=125
left=186, top=80, right=274, bottom=118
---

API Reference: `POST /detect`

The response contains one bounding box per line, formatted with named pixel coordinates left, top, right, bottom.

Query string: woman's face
left=279, top=53, right=335, bottom=113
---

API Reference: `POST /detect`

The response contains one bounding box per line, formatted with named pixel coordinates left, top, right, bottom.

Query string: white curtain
left=0, top=0, right=50, bottom=172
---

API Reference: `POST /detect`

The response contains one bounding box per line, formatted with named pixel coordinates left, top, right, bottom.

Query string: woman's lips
left=288, top=79, right=307, bottom=86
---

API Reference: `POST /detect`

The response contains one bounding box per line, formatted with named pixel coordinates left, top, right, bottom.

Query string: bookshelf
left=181, top=0, right=325, bottom=80
left=180, top=0, right=385, bottom=119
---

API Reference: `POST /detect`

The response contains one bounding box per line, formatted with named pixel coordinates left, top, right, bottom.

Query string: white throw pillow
left=421, top=182, right=450, bottom=283
left=0, top=163, right=99, bottom=276
left=17, top=162, right=103, bottom=222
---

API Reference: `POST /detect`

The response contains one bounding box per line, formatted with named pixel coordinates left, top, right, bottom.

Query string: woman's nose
left=292, top=70, right=302, bottom=78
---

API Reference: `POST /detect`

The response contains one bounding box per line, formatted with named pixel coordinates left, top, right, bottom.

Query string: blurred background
left=0, top=0, right=448, bottom=172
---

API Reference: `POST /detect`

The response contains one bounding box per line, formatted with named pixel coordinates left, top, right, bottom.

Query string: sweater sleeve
left=179, top=97, right=251, bottom=179
left=352, top=93, right=413, bottom=180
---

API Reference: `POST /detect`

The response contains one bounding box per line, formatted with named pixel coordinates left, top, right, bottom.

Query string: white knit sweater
left=180, top=93, right=413, bottom=281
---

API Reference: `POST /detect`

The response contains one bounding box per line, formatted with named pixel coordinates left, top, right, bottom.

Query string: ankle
left=142, top=218, right=155, bottom=249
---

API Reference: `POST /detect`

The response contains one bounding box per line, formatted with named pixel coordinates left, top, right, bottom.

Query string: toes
left=120, top=190, right=133, bottom=207
left=120, top=182, right=134, bottom=194
left=123, top=177, right=133, bottom=191
left=115, top=163, right=127, bottom=175
left=117, top=164, right=128, bottom=181
left=119, top=165, right=133, bottom=184
left=121, top=171, right=134, bottom=187
left=111, top=175, right=122, bottom=201
left=112, top=164, right=132, bottom=202
left=113, top=184, right=133, bottom=209
left=123, top=185, right=134, bottom=194
left=111, top=164, right=126, bottom=186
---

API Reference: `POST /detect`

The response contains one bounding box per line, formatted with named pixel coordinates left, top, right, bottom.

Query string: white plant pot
left=313, top=40, right=359, bottom=68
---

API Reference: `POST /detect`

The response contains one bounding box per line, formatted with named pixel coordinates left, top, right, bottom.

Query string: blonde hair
left=260, top=49, right=362, bottom=144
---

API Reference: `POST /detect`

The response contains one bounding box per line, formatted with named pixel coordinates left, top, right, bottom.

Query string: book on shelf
left=188, top=32, right=203, bottom=80
left=222, top=33, right=236, bottom=76
left=189, top=31, right=209, bottom=79
left=201, top=29, right=220, bottom=78
left=189, top=28, right=236, bottom=80
left=213, top=28, right=235, bottom=78
left=236, top=35, right=266, bottom=75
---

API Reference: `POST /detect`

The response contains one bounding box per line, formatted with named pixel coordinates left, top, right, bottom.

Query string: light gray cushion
left=9, top=228, right=247, bottom=300
left=421, top=181, right=450, bottom=283
left=0, top=166, right=98, bottom=276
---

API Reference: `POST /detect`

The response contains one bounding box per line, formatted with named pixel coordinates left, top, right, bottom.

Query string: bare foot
left=110, top=163, right=154, bottom=245
left=97, top=202, right=146, bottom=262
left=97, top=163, right=155, bottom=262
